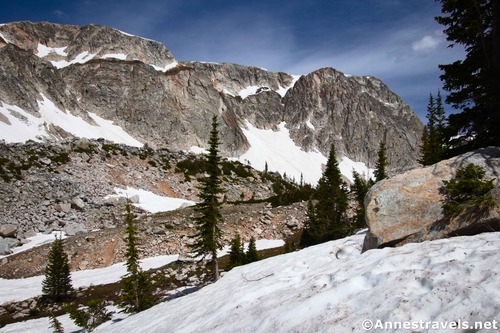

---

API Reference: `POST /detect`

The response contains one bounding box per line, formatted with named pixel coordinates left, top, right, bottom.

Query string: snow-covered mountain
left=0, top=21, right=424, bottom=184
left=2, top=232, right=499, bottom=333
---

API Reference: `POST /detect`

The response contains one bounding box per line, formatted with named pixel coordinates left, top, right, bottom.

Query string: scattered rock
left=129, top=195, right=140, bottom=204
left=23, top=229, right=37, bottom=238
left=71, top=197, right=86, bottom=210
left=79, top=260, right=89, bottom=270
left=0, top=224, right=17, bottom=237
left=0, top=238, right=12, bottom=255
left=286, top=217, right=300, bottom=229
left=55, top=203, right=71, bottom=213
left=64, top=223, right=88, bottom=236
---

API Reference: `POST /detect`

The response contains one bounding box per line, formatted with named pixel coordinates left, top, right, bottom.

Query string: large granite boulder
left=362, top=147, right=500, bottom=252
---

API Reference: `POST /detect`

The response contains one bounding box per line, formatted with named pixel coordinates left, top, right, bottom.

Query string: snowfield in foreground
left=2, top=232, right=499, bottom=333
left=91, top=232, right=499, bottom=333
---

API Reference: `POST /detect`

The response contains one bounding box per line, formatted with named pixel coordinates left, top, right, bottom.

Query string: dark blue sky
left=0, top=0, right=465, bottom=122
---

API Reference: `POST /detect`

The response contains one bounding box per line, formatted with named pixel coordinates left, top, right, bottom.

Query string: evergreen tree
left=440, top=163, right=496, bottom=216
left=435, top=0, right=500, bottom=151
left=49, top=315, right=64, bottom=333
left=351, top=170, right=370, bottom=229
left=374, top=141, right=388, bottom=182
left=245, top=236, right=259, bottom=263
left=42, top=235, right=73, bottom=302
left=189, top=115, right=224, bottom=281
left=419, top=127, right=430, bottom=165
left=300, top=199, right=317, bottom=247
left=300, top=144, right=349, bottom=246
left=435, top=91, right=447, bottom=136
left=228, top=234, right=245, bottom=268
left=66, top=299, right=113, bottom=332
left=119, top=202, right=156, bottom=313
left=420, top=92, right=447, bottom=165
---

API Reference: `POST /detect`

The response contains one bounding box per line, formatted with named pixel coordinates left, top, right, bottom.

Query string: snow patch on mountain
left=35, top=43, right=174, bottom=70
left=0, top=254, right=179, bottom=304
left=339, top=156, right=374, bottom=183
left=0, top=102, right=47, bottom=141
left=238, top=85, right=269, bottom=99
left=36, top=44, right=68, bottom=58
left=0, top=231, right=65, bottom=260
left=101, top=53, right=128, bottom=60
left=221, top=75, right=300, bottom=99
left=276, top=74, right=302, bottom=97
left=50, top=51, right=96, bottom=68
left=151, top=61, right=178, bottom=72
left=106, top=187, right=195, bottom=213
left=305, top=119, right=315, bottom=130
left=0, top=95, right=142, bottom=147
left=0, top=31, right=11, bottom=43
left=237, top=121, right=327, bottom=185
left=237, top=120, right=373, bottom=185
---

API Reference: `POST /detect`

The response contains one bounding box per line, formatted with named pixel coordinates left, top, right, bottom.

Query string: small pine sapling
left=49, top=314, right=64, bottom=333
left=228, top=234, right=245, bottom=268
left=66, top=299, right=113, bottom=332
left=245, top=237, right=259, bottom=263
left=441, top=163, right=496, bottom=216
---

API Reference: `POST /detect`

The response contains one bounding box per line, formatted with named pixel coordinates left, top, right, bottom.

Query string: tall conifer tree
left=190, top=115, right=224, bottom=281
left=435, top=0, right=500, bottom=150
left=300, top=144, right=349, bottom=246
left=42, top=235, right=73, bottom=302
left=420, top=92, right=447, bottom=165
left=351, top=170, right=370, bottom=229
left=228, top=234, right=245, bottom=268
left=374, top=141, right=388, bottom=182
left=120, top=202, right=156, bottom=313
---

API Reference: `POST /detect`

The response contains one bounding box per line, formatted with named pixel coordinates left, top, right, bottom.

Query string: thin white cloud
left=411, top=34, right=441, bottom=54
left=53, top=10, right=66, bottom=19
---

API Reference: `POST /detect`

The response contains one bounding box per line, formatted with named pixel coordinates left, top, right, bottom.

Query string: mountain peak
left=0, top=21, right=423, bottom=183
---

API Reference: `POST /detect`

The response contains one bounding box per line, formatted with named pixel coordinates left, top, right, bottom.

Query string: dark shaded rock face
left=362, top=147, right=500, bottom=252
left=0, top=21, right=423, bottom=173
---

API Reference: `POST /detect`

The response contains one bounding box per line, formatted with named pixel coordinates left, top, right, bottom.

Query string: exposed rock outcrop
left=363, top=147, right=500, bottom=251
left=0, top=21, right=424, bottom=173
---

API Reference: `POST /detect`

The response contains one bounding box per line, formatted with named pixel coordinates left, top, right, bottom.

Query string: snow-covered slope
left=0, top=95, right=143, bottom=147
left=235, top=121, right=373, bottom=185
left=84, top=232, right=498, bottom=333
left=3, top=232, right=499, bottom=332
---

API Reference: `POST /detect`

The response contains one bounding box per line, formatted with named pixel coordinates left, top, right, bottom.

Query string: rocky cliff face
left=0, top=21, right=423, bottom=175
left=283, top=68, right=421, bottom=171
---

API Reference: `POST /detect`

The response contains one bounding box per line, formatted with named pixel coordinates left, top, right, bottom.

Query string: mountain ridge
left=0, top=21, right=423, bottom=183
